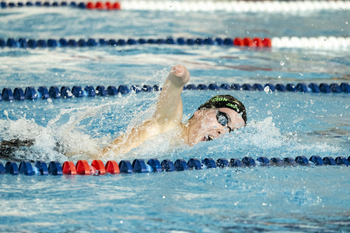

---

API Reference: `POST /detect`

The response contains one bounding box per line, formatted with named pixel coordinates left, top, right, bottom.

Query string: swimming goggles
left=216, top=110, right=232, bottom=133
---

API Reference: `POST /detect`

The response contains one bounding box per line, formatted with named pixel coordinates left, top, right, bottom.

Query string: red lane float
left=243, top=37, right=254, bottom=47
left=76, top=160, right=91, bottom=175
left=105, top=160, right=120, bottom=174
left=91, top=160, right=106, bottom=175
left=62, top=161, right=77, bottom=175
left=112, top=2, right=121, bottom=10
left=233, top=38, right=244, bottom=46
left=95, top=2, right=105, bottom=9
left=86, top=2, right=94, bottom=9
left=105, top=1, right=112, bottom=9
left=253, top=37, right=263, bottom=47
left=262, top=38, right=272, bottom=47
left=234, top=37, right=271, bottom=47
left=86, top=1, right=120, bottom=10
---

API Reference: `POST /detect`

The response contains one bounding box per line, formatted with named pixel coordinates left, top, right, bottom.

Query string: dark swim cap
left=197, top=95, right=247, bottom=124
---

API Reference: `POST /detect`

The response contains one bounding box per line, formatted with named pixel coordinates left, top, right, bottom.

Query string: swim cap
left=197, top=95, right=247, bottom=124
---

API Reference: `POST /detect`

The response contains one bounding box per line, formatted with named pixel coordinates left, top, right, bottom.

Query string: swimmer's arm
left=99, top=119, right=159, bottom=156
left=154, top=65, right=190, bottom=126
left=98, top=65, right=190, bottom=157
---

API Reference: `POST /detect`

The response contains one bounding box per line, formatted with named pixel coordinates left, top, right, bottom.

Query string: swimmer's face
left=188, top=108, right=245, bottom=145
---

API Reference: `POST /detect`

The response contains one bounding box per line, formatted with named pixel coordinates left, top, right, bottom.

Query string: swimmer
left=100, top=65, right=247, bottom=157
left=0, top=65, right=247, bottom=160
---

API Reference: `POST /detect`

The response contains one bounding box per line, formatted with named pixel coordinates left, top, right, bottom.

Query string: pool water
left=0, top=5, right=350, bottom=232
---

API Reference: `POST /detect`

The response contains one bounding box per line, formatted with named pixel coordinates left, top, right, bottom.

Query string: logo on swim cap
left=226, top=103, right=239, bottom=111
left=211, top=97, right=228, bottom=102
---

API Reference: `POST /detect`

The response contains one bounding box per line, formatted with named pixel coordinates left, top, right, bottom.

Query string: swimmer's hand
left=167, top=65, right=190, bottom=87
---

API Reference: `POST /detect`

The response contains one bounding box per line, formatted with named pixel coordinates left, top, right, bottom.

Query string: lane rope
left=1, top=0, right=350, bottom=12
left=1, top=37, right=350, bottom=50
left=0, top=82, right=349, bottom=102
left=0, top=155, right=349, bottom=176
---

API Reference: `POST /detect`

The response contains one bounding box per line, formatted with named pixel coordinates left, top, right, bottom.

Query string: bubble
left=264, top=86, right=271, bottom=93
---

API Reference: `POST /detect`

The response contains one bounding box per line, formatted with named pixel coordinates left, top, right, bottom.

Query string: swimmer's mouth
left=203, top=135, right=214, bottom=142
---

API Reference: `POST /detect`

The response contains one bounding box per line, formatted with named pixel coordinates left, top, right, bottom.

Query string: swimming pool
left=0, top=2, right=350, bottom=232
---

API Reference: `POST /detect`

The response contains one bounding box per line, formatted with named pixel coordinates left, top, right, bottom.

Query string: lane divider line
left=1, top=1, right=350, bottom=12
left=1, top=37, right=350, bottom=50
left=0, top=82, right=349, bottom=103
left=1, top=155, right=349, bottom=176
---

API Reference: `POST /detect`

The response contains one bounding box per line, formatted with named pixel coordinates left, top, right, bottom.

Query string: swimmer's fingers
left=168, top=65, right=190, bottom=87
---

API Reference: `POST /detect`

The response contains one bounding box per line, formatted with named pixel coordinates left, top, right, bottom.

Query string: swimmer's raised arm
left=98, top=65, right=190, bottom=157
left=154, top=65, right=190, bottom=128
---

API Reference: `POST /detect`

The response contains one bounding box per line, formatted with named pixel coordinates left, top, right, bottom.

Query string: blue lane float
left=216, top=158, right=229, bottom=168
left=48, top=161, right=63, bottom=175
left=107, top=86, right=118, bottom=95
left=119, top=160, right=133, bottom=174
left=14, top=88, right=25, bottom=101
left=160, top=159, right=175, bottom=172
left=202, top=158, right=217, bottom=168
left=49, top=86, right=60, bottom=99
left=242, top=157, right=256, bottom=167
left=270, top=157, right=283, bottom=166
left=230, top=158, right=243, bottom=167
left=118, top=85, right=129, bottom=94
left=19, top=161, right=35, bottom=175
left=309, top=155, right=324, bottom=166
left=60, top=86, right=71, bottom=98
left=35, top=161, right=49, bottom=175
left=335, top=156, right=349, bottom=166
left=2, top=88, right=13, bottom=101
left=25, top=87, right=37, bottom=100
left=72, top=86, right=83, bottom=98
left=323, top=156, right=336, bottom=165
left=5, top=161, right=19, bottom=175
left=187, top=158, right=202, bottom=170
left=264, top=83, right=276, bottom=92
left=283, top=157, right=297, bottom=166
left=286, top=84, right=296, bottom=92
left=96, top=86, right=107, bottom=96
left=308, top=83, right=320, bottom=93
left=132, top=159, right=147, bottom=173
left=174, top=159, right=189, bottom=171
left=0, top=155, right=349, bottom=176
left=147, top=159, right=162, bottom=172
left=295, top=156, right=309, bottom=166
left=242, top=84, right=252, bottom=91
left=252, top=84, right=263, bottom=91
left=0, top=82, right=349, bottom=103
left=0, top=162, right=6, bottom=174
left=257, top=156, right=270, bottom=166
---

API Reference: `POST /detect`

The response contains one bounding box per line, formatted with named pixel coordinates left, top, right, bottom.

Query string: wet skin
left=100, top=65, right=245, bottom=157
left=185, top=107, right=245, bottom=145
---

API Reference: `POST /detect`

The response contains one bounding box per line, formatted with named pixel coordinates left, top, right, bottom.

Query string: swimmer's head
left=197, top=95, right=247, bottom=124
left=187, top=95, right=247, bottom=145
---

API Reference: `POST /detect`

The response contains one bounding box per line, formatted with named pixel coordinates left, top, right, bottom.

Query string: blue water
left=0, top=6, right=350, bottom=232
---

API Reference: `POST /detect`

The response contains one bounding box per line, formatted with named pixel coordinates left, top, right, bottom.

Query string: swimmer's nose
left=217, top=128, right=228, bottom=136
